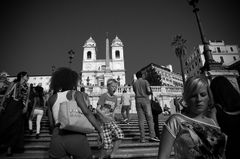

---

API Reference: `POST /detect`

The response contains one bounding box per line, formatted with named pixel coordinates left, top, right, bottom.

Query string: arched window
left=115, top=50, right=120, bottom=59
left=87, top=51, right=91, bottom=59
left=220, top=56, right=224, bottom=63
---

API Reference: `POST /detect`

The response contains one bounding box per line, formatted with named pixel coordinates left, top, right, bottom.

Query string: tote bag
left=58, top=91, right=95, bottom=133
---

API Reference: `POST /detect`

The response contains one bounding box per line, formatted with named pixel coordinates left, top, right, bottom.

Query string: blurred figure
left=158, top=75, right=227, bottom=159
left=150, top=94, right=162, bottom=139
left=28, top=85, right=45, bottom=139
left=26, top=84, right=36, bottom=129
left=173, top=97, right=182, bottom=113
left=133, top=71, right=159, bottom=143
left=163, top=104, right=171, bottom=115
left=210, top=76, right=240, bottom=159
left=0, top=71, right=30, bottom=156
left=47, top=67, right=103, bottom=159
left=120, top=89, right=132, bottom=124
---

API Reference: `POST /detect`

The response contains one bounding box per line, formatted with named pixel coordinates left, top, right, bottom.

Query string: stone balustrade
left=84, top=86, right=183, bottom=114
left=0, top=86, right=183, bottom=114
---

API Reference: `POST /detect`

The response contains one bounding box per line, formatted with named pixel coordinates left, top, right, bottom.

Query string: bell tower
left=82, top=37, right=97, bottom=71
left=111, top=36, right=125, bottom=70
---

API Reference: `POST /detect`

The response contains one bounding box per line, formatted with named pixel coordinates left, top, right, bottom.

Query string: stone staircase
left=0, top=114, right=175, bottom=159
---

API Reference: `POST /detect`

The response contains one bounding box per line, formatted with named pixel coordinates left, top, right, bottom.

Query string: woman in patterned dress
left=158, top=75, right=227, bottom=159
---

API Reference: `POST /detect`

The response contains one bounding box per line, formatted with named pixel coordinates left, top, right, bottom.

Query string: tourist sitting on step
left=47, top=67, right=103, bottom=159
left=158, top=75, right=227, bottom=159
left=162, top=104, right=171, bottom=115
left=96, top=79, right=124, bottom=159
left=28, top=85, right=44, bottom=139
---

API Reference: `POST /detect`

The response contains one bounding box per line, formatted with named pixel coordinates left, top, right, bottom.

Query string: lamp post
left=187, top=0, right=220, bottom=72
left=68, top=49, right=75, bottom=68
left=117, top=76, right=120, bottom=86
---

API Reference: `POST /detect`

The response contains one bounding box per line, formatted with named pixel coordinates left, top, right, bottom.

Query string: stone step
left=0, top=114, right=171, bottom=159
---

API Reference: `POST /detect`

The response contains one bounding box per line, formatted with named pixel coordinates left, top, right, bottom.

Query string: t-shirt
left=97, top=93, right=118, bottom=122
left=133, top=78, right=151, bottom=99
left=121, top=93, right=131, bottom=106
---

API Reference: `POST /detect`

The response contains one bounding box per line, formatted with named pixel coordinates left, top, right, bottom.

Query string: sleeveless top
left=52, top=91, right=69, bottom=124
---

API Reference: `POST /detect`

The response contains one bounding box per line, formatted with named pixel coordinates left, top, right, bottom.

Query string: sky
left=0, top=0, right=239, bottom=84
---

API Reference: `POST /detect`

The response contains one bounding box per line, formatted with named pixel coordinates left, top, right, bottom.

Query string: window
left=220, top=56, right=224, bottom=63
left=230, top=47, right=233, bottom=52
left=87, top=51, right=91, bottom=59
left=217, top=47, right=221, bottom=52
left=115, top=51, right=120, bottom=59
left=233, top=56, right=237, bottom=60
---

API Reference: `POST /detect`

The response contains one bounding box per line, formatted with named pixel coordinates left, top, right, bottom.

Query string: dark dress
left=216, top=106, right=240, bottom=159
left=0, top=82, right=28, bottom=152
left=151, top=98, right=162, bottom=138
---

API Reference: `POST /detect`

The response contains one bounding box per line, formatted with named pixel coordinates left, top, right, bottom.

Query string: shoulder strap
left=71, top=90, right=76, bottom=101
left=7, top=83, right=16, bottom=96
left=216, top=104, right=240, bottom=116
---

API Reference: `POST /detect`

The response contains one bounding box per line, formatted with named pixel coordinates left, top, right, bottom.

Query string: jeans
left=135, top=98, right=156, bottom=139
left=29, top=109, right=44, bottom=134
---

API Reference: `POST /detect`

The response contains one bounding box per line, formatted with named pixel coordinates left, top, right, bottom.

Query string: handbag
left=151, top=97, right=162, bottom=115
left=58, top=91, right=95, bottom=133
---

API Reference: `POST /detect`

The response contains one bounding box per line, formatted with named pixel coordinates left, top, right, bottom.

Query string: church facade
left=81, top=36, right=126, bottom=86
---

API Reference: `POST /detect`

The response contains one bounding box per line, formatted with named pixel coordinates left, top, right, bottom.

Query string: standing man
left=133, top=71, right=160, bottom=143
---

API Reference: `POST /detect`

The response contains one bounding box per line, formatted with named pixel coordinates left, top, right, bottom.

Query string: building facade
left=6, top=75, right=51, bottom=91
left=137, top=63, right=183, bottom=87
left=81, top=36, right=126, bottom=86
left=184, top=40, right=240, bottom=77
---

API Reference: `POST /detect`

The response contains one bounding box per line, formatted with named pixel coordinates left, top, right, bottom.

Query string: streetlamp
left=117, top=76, right=120, bottom=86
left=187, top=0, right=221, bottom=72
left=68, top=49, right=75, bottom=68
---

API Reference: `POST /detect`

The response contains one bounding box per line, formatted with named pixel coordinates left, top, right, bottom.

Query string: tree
left=171, top=35, right=187, bottom=85
left=145, top=66, right=162, bottom=86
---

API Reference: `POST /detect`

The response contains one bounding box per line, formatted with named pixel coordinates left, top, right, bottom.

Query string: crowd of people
left=1, top=67, right=240, bottom=159
left=0, top=72, right=48, bottom=156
